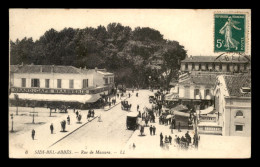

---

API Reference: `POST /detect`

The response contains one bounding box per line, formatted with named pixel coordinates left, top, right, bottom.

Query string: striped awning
left=9, top=93, right=101, bottom=104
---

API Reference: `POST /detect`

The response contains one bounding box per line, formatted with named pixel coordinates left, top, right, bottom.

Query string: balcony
left=198, top=122, right=222, bottom=135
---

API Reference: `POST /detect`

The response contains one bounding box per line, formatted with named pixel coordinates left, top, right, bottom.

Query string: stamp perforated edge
left=213, top=10, right=251, bottom=55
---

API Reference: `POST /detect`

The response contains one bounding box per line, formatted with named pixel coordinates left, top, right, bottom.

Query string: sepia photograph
left=9, top=9, right=251, bottom=158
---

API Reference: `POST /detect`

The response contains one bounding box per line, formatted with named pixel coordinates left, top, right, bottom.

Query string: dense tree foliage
left=10, top=23, right=187, bottom=88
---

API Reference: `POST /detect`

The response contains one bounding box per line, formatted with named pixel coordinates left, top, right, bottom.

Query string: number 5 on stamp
left=214, top=14, right=246, bottom=53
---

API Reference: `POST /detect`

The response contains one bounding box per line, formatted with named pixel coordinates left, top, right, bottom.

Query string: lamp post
left=10, top=114, right=14, bottom=132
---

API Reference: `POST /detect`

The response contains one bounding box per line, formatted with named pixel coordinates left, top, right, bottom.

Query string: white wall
left=13, top=73, right=94, bottom=89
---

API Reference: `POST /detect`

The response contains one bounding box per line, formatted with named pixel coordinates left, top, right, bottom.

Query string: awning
left=9, top=93, right=101, bottom=104
left=165, top=93, right=179, bottom=101
left=197, top=106, right=214, bottom=115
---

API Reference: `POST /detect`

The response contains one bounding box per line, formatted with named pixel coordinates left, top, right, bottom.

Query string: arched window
left=236, top=110, right=243, bottom=117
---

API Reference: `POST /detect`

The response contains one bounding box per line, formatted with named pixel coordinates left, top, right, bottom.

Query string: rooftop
left=181, top=56, right=250, bottom=63
left=179, top=74, right=217, bottom=86
left=12, top=64, right=113, bottom=75
left=223, top=74, right=251, bottom=97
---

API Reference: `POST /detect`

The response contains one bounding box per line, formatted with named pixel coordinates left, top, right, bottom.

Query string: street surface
left=51, top=90, right=154, bottom=153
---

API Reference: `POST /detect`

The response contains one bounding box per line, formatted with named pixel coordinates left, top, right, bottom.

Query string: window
left=57, top=79, right=62, bottom=88
left=205, top=89, right=210, bottom=96
left=195, top=89, right=200, bottom=95
left=227, top=64, right=230, bottom=72
left=31, top=79, right=40, bottom=87
left=185, top=63, right=188, bottom=70
left=104, top=78, right=108, bottom=84
left=192, top=63, right=195, bottom=70
left=69, top=80, right=74, bottom=89
left=206, top=64, right=209, bottom=70
left=45, top=79, right=50, bottom=88
left=21, top=78, right=26, bottom=87
left=219, top=64, right=222, bottom=71
left=83, top=79, right=88, bottom=88
left=212, top=63, right=215, bottom=70
left=237, top=64, right=240, bottom=72
left=194, top=89, right=200, bottom=99
left=236, top=111, right=243, bottom=117
left=199, top=64, right=201, bottom=70
left=110, top=77, right=114, bottom=83
left=235, top=125, right=243, bottom=131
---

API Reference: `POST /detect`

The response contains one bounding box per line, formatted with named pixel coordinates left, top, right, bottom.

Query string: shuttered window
left=83, top=79, right=88, bottom=88
left=45, top=79, right=50, bottom=88
left=21, top=78, right=26, bottom=87
left=57, top=79, right=62, bottom=88
left=31, top=79, right=40, bottom=87
left=69, top=80, right=74, bottom=89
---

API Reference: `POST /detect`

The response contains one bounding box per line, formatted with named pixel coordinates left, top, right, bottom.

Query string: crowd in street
left=135, top=89, right=200, bottom=151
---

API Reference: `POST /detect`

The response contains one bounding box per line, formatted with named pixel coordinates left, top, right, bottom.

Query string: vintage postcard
left=9, top=9, right=251, bottom=158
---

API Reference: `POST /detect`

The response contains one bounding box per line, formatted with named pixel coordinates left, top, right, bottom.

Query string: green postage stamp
left=214, top=14, right=246, bottom=53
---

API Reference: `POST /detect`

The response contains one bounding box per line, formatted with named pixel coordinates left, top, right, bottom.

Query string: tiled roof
left=179, top=74, right=216, bottom=86
left=181, top=56, right=250, bottom=63
left=223, top=74, right=251, bottom=97
left=15, top=65, right=81, bottom=74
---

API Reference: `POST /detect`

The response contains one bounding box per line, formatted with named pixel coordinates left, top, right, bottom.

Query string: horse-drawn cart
left=121, top=100, right=132, bottom=111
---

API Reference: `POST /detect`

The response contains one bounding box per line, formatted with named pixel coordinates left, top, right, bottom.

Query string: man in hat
left=149, top=125, right=153, bottom=136
left=31, top=129, right=35, bottom=140
left=50, top=123, right=54, bottom=134
left=153, top=126, right=156, bottom=135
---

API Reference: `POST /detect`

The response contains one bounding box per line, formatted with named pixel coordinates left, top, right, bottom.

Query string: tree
left=160, top=41, right=187, bottom=89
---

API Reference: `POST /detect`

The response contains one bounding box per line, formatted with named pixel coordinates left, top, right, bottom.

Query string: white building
left=214, top=74, right=251, bottom=137
left=9, top=64, right=114, bottom=108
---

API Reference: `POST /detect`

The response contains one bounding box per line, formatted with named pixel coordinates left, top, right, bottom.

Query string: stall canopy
left=196, top=106, right=214, bottom=115
left=9, top=93, right=101, bottom=104
left=165, top=93, right=179, bottom=101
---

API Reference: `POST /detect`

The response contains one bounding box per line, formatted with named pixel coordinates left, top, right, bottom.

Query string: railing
left=199, top=116, right=216, bottom=122
left=198, top=126, right=222, bottom=135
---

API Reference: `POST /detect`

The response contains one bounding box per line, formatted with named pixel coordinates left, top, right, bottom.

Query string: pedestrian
left=177, top=136, right=180, bottom=145
left=67, top=115, right=70, bottom=125
left=73, top=108, right=75, bottom=113
left=133, top=143, right=136, bottom=150
left=153, top=126, right=156, bottom=135
left=160, top=132, right=164, bottom=147
left=185, top=131, right=191, bottom=144
left=129, top=93, right=131, bottom=98
left=31, top=129, right=35, bottom=140
left=76, top=110, right=79, bottom=117
left=145, top=117, right=148, bottom=127
left=169, top=135, right=172, bottom=145
left=165, top=135, right=168, bottom=143
left=149, top=125, right=153, bottom=135
left=178, top=122, right=181, bottom=132
left=137, top=104, right=139, bottom=111
left=92, top=110, right=95, bottom=117
left=50, top=123, right=54, bottom=134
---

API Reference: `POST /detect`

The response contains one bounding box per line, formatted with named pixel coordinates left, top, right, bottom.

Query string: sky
left=9, top=9, right=251, bottom=56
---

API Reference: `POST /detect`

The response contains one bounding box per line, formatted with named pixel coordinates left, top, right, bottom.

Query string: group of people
left=160, top=132, right=173, bottom=150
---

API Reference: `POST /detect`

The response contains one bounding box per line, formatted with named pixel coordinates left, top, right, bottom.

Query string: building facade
left=9, top=64, right=114, bottom=108
left=180, top=55, right=251, bottom=73
left=214, top=74, right=251, bottom=137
